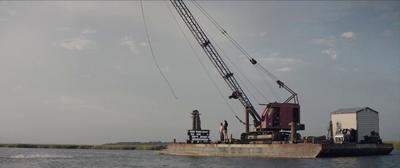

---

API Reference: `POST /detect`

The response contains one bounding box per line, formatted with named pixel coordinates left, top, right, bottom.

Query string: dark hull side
left=160, top=143, right=393, bottom=158
left=318, top=143, right=394, bottom=157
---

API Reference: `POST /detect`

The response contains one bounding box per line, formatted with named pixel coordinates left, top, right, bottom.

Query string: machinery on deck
left=187, top=110, right=211, bottom=144
left=171, top=0, right=304, bottom=143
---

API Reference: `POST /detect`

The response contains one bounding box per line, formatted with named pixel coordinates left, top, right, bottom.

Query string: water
left=0, top=148, right=399, bottom=168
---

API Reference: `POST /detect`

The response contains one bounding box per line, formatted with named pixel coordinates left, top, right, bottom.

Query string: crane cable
left=185, top=1, right=268, bottom=105
left=254, top=67, right=282, bottom=101
left=191, top=0, right=280, bottom=84
left=191, top=0, right=252, bottom=60
left=190, top=0, right=274, bottom=103
left=140, top=0, right=178, bottom=99
left=211, top=38, right=270, bottom=104
left=165, top=1, right=247, bottom=125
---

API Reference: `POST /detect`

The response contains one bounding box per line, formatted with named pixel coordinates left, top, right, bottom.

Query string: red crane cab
left=259, top=102, right=303, bottom=131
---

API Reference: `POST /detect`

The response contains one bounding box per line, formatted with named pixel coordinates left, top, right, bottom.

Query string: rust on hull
left=160, top=143, right=393, bottom=158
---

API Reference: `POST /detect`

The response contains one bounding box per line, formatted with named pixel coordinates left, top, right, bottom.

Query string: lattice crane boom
left=170, top=0, right=261, bottom=125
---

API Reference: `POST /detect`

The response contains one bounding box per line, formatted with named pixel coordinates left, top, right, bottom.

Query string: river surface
left=0, top=148, right=399, bottom=168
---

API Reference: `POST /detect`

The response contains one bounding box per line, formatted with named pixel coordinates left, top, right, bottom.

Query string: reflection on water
left=0, top=148, right=398, bottom=168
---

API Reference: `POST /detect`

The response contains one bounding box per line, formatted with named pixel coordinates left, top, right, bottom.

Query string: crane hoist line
left=139, top=0, right=178, bottom=99
left=171, top=0, right=303, bottom=142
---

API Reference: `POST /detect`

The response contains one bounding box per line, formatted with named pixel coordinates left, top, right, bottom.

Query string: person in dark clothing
left=219, top=122, right=224, bottom=142
left=223, top=120, right=228, bottom=142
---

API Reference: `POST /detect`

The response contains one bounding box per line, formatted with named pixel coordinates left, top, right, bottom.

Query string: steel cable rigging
left=190, top=0, right=281, bottom=83
left=170, top=0, right=263, bottom=125
left=180, top=1, right=270, bottom=104
left=165, top=1, right=248, bottom=125
left=140, top=0, right=178, bottom=99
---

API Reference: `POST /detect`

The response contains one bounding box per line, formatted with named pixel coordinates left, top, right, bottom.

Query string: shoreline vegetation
left=385, top=141, right=400, bottom=150
left=0, top=142, right=167, bottom=150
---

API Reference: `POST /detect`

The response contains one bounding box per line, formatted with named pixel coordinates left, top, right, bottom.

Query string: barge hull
left=318, top=144, right=394, bottom=157
left=161, top=143, right=393, bottom=158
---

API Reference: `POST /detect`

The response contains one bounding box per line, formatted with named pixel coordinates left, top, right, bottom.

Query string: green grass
left=0, top=143, right=167, bottom=150
left=385, top=141, right=400, bottom=150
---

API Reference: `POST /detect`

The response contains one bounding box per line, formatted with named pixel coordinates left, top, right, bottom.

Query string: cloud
left=59, top=37, right=94, bottom=50
left=41, top=96, right=104, bottom=111
left=56, top=27, right=71, bottom=32
left=160, top=65, right=170, bottom=73
left=269, top=52, right=281, bottom=57
left=120, top=36, right=146, bottom=54
left=321, top=48, right=337, bottom=60
left=81, top=28, right=97, bottom=35
left=7, top=9, right=16, bottom=16
left=139, top=42, right=148, bottom=47
left=254, top=52, right=308, bottom=73
left=275, top=67, right=292, bottom=72
left=247, top=31, right=267, bottom=38
left=0, top=9, right=17, bottom=22
left=314, top=34, right=347, bottom=61
left=260, top=57, right=296, bottom=64
left=120, top=36, right=138, bottom=54
left=313, top=35, right=336, bottom=47
left=341, top=31, right=355, bottom=40
left=259, top=31, right=267, bottom=37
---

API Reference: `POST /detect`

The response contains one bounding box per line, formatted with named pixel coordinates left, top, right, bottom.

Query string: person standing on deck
left=219, top=122, right=224, bottom=142
left=223, top=120, right=228, bottom=143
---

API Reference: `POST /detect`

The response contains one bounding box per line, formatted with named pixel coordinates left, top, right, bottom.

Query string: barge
left=162, top=0, right=394, bottom=159
left=160, top=108, right=394, bottom=158
left=161, top=143, right=393, bottom=158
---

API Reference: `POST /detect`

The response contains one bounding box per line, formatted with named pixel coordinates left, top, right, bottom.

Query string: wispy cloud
left=275, top=67, right=292, bottom=72
left=321, top=48, right=337, bottom=60
left=139, top=42, right=148, bottom=47
left=81, top=28, right=97, bottom=35
left=269, top=52, right=281, bottom=57
left=7, top=9, right=16, bottom=16
left=0, top=9, right=17, bottom=22
left=160, top=65, right=170, bottom=73
left=255, top=52, right=308, bottom=73
left=313, top=35, right=336, bottom=47
left=120, top=36, right=146, bottom=54
left=260, top=56, right=296, bottom=64
left=59, top=37, right=95, bottom=50
left=41, top=96, right=104, bottom=111
left=247, top=31, right=268, bottom=38
left=313, top=33, right=353, bottom=61
left=56, top=27, right=71, bottom=32
left=341, top=31, right=355, bottom=40
left=314, top=32, right=356, bottom=61
left=259, top=31, right=267, bottom=37
left=120, top=36, right=138, bottom=54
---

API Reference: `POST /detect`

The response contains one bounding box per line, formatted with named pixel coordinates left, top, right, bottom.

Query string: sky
left=0, top=1, right=399, bottom=144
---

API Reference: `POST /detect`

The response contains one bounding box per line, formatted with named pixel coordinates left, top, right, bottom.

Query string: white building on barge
left=331, top=107, right=379, bottom=143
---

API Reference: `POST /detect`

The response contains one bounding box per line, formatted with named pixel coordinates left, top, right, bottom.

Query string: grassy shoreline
left=0, top=143, right=167, bottom=150
left=385, top=141, right=400, bottom=150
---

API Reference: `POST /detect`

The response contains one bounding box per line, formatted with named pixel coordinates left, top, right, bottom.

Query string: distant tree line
left=0, top=143, right=167, bottom=150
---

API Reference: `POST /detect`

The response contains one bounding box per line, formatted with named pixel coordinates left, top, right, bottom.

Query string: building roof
left=331, top=107, right=378, bottom=114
